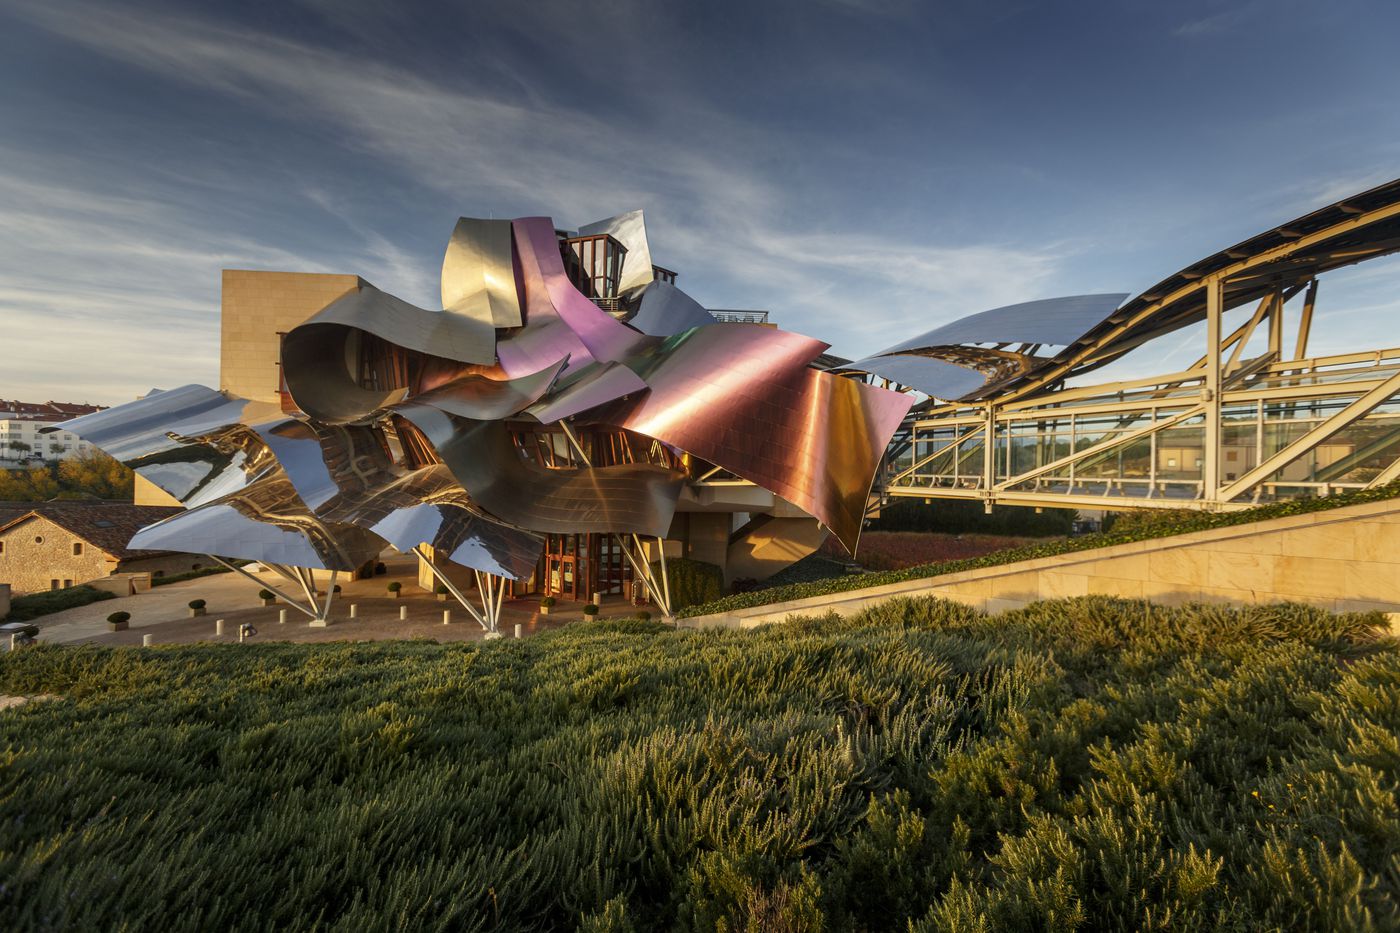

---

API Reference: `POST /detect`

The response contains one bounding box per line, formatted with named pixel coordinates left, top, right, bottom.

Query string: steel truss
left=882, top=281, right=1400, bottom=512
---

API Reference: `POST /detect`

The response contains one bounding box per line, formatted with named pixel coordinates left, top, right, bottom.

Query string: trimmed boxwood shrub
left=583, top=603, right=599, bottom=616
left=387, top=581, right=402, bottom=593
left=187, top=599, right=206, bottom=610
left=258, top=590, right=274, bottom=601
left=682, top=481, right=1400, bottom=617
left=105, top=611, right=130, bottom=625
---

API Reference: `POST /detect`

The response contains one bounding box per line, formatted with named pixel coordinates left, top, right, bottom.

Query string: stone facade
left=683, top=498, right=1400, bottom=629
left=220, top=270, right=362, bottom=403
left=0, top=514, right=199, bottom=596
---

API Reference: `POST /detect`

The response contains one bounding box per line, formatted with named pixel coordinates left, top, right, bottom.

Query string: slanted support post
left=1294, top=279, right=1318, bottom=361
left=412, top=544, right=488, bottom=630
left=1203, top=275, right=1224, bottom=504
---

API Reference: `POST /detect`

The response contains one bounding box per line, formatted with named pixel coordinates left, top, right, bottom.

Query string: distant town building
left=0, top=502, right=190, bottom=596
left=0, top=400, right=105, bottom=464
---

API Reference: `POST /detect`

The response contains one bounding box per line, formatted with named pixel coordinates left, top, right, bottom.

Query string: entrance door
left=545, top=534, right=581, bottom=600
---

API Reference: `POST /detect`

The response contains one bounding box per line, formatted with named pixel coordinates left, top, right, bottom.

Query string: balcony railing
left=709, top=309, right=770, bottom=325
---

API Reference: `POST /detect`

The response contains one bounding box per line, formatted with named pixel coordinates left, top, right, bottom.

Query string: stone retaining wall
left=682, top=499, right=1400, bottom=629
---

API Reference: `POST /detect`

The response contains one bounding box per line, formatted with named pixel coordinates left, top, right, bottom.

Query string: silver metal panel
left=874, top=293, right=1128, bottom=356
left=395, top=404, right=685, bottom=538
left=441, top=216, right=523, bottom=328
left=578, top=209, right=654, bottom=296
left=129, top=474, right=384, bottom=571
left=628, top=280, right=717, bottom=337
left=833, top=354, right=988, bottom=400
left=524, top=361, right=647, bottom=423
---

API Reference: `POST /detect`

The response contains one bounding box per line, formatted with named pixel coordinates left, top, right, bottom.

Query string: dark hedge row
left=1, top=597, right=1397, bottom=930
left=682, top=482, right=1400, bottom=618
left=4, top=583, right=114, bottom=621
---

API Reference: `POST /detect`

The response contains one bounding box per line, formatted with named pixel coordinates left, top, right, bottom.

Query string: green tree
left=0, top=464, right=61, bottom=501
left=56, top=451, right=134, bottom=501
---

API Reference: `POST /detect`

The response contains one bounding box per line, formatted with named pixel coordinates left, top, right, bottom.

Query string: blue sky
left=2, top=0, right=1398, bottom=404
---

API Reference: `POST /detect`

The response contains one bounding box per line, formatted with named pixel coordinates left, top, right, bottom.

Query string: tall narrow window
left=73, top=542, right=83, bottom=556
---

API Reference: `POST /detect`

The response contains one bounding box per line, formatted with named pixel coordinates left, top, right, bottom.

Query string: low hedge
left=151, top=565, right=240, bottom=587
left=6, top=585, right=115, bottom=622
left=681, top=482, right=1400, bottom=617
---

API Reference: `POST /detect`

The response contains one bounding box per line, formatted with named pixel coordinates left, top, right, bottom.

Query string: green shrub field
left=684, top=481, right=1400, bottom=617
left=1, top=597, right=1397, bottom=930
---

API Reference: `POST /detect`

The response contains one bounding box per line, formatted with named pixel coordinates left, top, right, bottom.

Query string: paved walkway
left=30, top=555, right=649, bottom=647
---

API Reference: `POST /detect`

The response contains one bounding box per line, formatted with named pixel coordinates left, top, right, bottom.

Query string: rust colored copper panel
left=585, top=324, right=910, bottom=551
left=394, top=403, right=684, bottom=538
left=441, top=216, right=523, bottom=328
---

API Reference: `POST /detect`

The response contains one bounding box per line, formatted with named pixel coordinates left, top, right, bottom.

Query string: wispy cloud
left=1, top=0, right=1073, bottom=383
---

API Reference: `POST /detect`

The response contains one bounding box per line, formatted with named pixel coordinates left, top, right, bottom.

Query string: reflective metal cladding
left=59, top=205, right=915, bottom=578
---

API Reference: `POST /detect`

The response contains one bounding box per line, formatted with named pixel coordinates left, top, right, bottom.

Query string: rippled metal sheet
left=395, top=404, right=685, bottom=538
left=628, top=280, right=717, bottom=336
left=525, top=361, right=647, bottom=423
left=578, top=209, right=654, bottom=296
left=280, top=283, right=498, bottom=421
left=584, top=324, right=912, bottom=551
left=513, top=217, right=645, bottom=364
left=835, top=354, right=988, bottom=400
left=441, top=216, right=523, bottom=328
left=128, top=473, right=384, bottom=571
left=875, top=293, right=1128, bottom=356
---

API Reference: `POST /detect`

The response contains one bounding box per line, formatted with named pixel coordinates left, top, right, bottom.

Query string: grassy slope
left=2, top=598, right=1398, bottom=931
left=683, top=482, right=1400, bottom=617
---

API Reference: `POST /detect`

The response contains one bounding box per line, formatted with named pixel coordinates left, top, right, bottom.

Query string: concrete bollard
left=514, top=623, right=522, bottom=639
left=142, top=633, right=153, bottom=647
left=443, top=610, right=451, bottom=625
left=279, top=609, right=287, bottom=624
left=215, top=619, right=225, bottom=637
left=349, top=603, right=358, bottom=619
left=399, top=605, right=408, bottom=621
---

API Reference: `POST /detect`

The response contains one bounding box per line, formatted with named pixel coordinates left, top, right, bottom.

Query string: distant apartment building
left=0, top=502, right=189, bottom=596
left=0, top=399, right=105, bottom=464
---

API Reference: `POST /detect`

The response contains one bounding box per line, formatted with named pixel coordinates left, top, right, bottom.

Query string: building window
left=0, top=541, right=4, bottom=554
left=50, top=579, right=59, bottom=590
left=63, top=579, right=72, bottom=588
left=34, top=536, right=43, bottom=544
left=73, top=542, right=83, bottom=556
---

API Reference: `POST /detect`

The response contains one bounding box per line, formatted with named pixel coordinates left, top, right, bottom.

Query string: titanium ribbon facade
left=57, top=208, right=912, bottom=622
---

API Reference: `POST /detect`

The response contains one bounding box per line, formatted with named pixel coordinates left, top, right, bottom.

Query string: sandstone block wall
left=684, top=498, right=1400, bottom=629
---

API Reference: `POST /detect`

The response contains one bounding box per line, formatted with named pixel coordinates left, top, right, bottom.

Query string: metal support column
left=1203, top=275, right=1224, bottom=503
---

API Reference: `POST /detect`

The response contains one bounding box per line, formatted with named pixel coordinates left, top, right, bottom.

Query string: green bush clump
left=583, top=603, right=599, bottom=615
left=0, top=596, right=1394, bottom=929
left=540, top=596, right=557, bottom=608
left=686, top=481, right=1400, bottom=617
left=651, top=556, right=724, bottom=611
left=6, top=585, right=114, bottom=621
left=187, top=599, right=206, bottom=610
left=386, top=581, right=402, bottom=593
left=258, top=590, right=274, bottom=601
left=104, top=611, right=129, bottom=624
